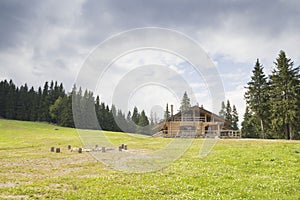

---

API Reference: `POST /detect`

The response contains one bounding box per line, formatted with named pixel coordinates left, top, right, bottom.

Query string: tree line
left=219, top=100, right=239, bottom=130
left=0, top=80, right=151, bottom=134
left=242, top=50, right=300, bottom=140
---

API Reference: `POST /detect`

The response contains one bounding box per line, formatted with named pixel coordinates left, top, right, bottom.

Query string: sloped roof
left=171, top=106, right=227, bottom=122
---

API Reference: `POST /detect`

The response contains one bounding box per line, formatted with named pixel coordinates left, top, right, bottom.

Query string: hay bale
left=121, top=144, right=125, bottom=149
left=119, top=146, right=122, bottom=151
left=78, top=148, right=82, bottom=153
left=56, top=148, right=60, bottom=153
left=124, top=144, right=127, bottom=150
left=68, top=145, right=71, bottom=150
left=50, top=147, right=55, bottom=152
left=102, top=147, right=106, bottom=153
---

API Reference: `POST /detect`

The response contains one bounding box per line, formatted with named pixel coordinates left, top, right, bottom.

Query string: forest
left=0, top=80, right=150, bottom=134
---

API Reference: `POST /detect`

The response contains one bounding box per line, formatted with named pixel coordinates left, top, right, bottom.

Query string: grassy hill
left=0, top=119, right=299, bottom=199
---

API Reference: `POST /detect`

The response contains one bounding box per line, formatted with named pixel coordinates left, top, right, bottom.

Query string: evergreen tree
left=138, top=110, right=149, bottom=127
left=241, top=106, right=260, bottom=138
left=232, top=105, right=239, bottom=130
left=28, top=86, right=38, bottom=121
left=137, top=110, right=150, bottom=134
left=109, top=104, right=119, bottom=131
left=224, top=100, right=233, bottom=129
left=0, top=80, right=9, bottom=117
left=269, top=50, right=300, bottom=140
left=180, top=91, right=191, bottom=112
left=59, top=95, right=74, bottom=127
left=245, top=59, right=269, bottom=138
left=49, top=96, right=63, bottom=123
left=126, top=111, right=135, bottom=133
left=219, top=101, right=226, bottom=119
left=131, top=106, right=139, bottom=125
left=5, top=80, right=17, bottom=119
left=39, top=82, right=51, bottom=121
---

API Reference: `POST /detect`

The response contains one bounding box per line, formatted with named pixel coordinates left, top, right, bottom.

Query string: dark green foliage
left=5, top=80, right=17, bottom=119
left=244, top=59, right=269, bottom=138
left=269, top=50, right=300, bottom=139
left=220, top=100, right=239, bottom=130
left=0, top=79, right=151, bottom=133
left=241, top=106, right=260, bottom=138
left=179, top=91, right=191, bottom=112
left=131, top=106, right=140, bottom=125
left=137, top=110, right=150, bottom=134
left=243, top=51, right=300, bottom=140
left=225, top=100, right=233, bottom=129
left=0, top=80, right=9, bottom=117
left=219, top=101, right=226, bottom=119
left=232, top=105, right=239, bottom=130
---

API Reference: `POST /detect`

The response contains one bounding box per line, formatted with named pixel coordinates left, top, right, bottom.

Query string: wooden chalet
left=154, top=105, right=240, bottom=138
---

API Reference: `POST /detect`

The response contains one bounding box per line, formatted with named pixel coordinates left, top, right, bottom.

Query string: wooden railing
left=173, top=117, right=206, bottom=122
left=164, top=129, right=241, bottom=138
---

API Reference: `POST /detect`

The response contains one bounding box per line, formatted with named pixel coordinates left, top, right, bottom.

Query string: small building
left=154, top=105, right=240, bottom=138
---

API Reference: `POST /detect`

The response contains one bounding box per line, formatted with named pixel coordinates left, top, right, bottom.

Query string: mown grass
left=0, top=119, right=299, bottom=199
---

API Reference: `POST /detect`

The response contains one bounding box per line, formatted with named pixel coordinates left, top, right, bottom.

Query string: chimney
left=170, top=104, right=174, bottom=117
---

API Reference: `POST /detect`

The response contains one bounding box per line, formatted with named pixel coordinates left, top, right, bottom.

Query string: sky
left=1, top=0, right=300, bottom=123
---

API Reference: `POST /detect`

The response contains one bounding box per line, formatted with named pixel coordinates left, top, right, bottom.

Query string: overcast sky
left=1, top=0, right=300, bottom=122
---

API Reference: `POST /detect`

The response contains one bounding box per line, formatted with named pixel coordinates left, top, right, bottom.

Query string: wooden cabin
left=154, top=105, right=240, bottom=138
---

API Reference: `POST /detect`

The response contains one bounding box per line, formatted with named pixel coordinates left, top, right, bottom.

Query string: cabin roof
left=170, top=106, right=227, bottom=122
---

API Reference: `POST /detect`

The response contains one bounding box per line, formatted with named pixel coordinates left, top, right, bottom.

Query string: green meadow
left=0, top=119, right=299, bottom=199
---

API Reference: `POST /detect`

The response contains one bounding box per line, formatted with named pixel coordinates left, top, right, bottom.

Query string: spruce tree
left=219, top=101, right=226, bottom=119
left=232, top=105, right=239, bottom=130
left=269, top=50, right=300, bottom=140
left=224, top=100, right=233, bottom=129
left=0, top=80, right=9, bottom=117
left=137, top=110, right=150, bottom=134
left=241, top=106, right=260, bottom=138
left=245, top=59, right=269, bottom=138
left=5, top=80, right=17, bottom=119
left=131, top=106, right=139, bottom=125
left=180, top=91, right=191, bottom=112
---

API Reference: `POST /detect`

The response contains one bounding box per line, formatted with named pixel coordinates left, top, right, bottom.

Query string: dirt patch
left=0, top=195, right=28, bottom=199
left=0, top=182, right=16, bottom=188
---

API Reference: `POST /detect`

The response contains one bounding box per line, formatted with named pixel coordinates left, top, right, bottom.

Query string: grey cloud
left=0, top=0, right=299, bottom=92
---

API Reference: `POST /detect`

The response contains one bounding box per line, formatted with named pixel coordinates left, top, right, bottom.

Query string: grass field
left=0, top=119, right=299, bottom=199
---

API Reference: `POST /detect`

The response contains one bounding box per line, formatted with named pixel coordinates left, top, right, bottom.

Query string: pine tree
left=137, top=110, right=150, bottom=134
left=138, top=110, right=149, bottom=127
left=245, top=59, right=269, bottom=138
left=126, top=111, right=135, bottom=133
left=39, top=82, right=51, bottom=121
left=180, top=91, right=191, bottom=112
left=269, top=50, right=300, bottom=140
left=28, top=86, right=38, bottom=121
left=219, top=101, right=226, bottom=119
left=16, top=84, right=29, bottom=120
left=131, top=106, right=139, bottom=125
left=0, top=80, right=9, bottom=117
left=5, top=80, right=17, bottom=119
left=224, top=100, right=232, bottom=129
left=232, top=105, right=239, bottom=130
left=241, top=106, right=260, bottom=138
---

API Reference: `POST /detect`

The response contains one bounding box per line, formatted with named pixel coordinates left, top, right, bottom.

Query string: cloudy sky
left=1, top=0, right=300, bottom=122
